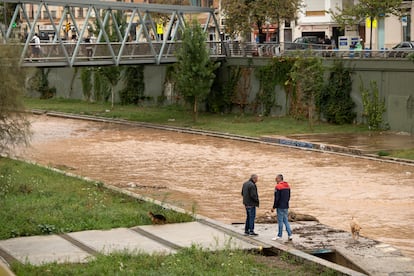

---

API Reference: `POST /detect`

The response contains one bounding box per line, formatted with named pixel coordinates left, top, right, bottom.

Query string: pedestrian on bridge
left=30, top=33, right=41, bottom=60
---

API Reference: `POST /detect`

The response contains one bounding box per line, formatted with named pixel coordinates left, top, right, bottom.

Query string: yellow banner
left=366, top=18, right=377, bottom=28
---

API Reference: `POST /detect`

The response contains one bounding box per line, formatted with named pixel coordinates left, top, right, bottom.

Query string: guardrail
left=224, top=42, right=414, bottom=59
left=20, top=41, right=226, bottom=66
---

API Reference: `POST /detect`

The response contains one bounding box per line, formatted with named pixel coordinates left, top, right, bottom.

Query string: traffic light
left=65, top=23, right=70, bottom=32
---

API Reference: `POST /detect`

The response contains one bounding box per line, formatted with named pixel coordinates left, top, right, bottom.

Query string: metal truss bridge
left=0, top=0, right=409, bottom=68
left=0, top=0, right=224, bottom=67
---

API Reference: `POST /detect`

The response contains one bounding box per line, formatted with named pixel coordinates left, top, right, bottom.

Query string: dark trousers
left=244, top=206, right=256, bottom=234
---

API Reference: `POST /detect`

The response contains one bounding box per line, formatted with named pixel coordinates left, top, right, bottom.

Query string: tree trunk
left=193, top=97, right=198, bottom=122
left=111, top=86, right=114, bottom=109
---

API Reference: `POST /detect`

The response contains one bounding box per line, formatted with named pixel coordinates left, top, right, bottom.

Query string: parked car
left=285, top=36, right=326, bottom=50
left=388, top=41, right=414, bottom=57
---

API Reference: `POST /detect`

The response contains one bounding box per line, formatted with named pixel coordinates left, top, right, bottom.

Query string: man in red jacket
left=271, top=174, right=292, bottom=241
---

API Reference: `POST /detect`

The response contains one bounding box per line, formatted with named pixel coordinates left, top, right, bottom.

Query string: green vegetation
left=360, top=80, right=387, bottom=130
left=387, top=149, right=414, bottom=160
left=174, top=19, right=219, bottom=122
left=24, top=98, right=369, bottom=137
left=0, top=157, right=193, bottom=239
left=318, top=61, right=356, bottom=125
left=11, top=246, right=337, bottom=276
left=256, top=57, right=296, bottom=116
left=0, top=44, right=31, bottom=155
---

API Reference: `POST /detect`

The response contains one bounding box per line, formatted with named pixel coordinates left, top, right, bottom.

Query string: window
left=285, top=20, right=291, bottom=28
left=305, top=0, right=325, bottom=11
left=304, top=0, right=326, bottom=16
left=78, top=8, right=84, bottom=18
left=43, top=10, right=49, bottom=19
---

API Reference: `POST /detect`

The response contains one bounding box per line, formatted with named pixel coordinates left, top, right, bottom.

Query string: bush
left=318, top=61, right=356, bottom=124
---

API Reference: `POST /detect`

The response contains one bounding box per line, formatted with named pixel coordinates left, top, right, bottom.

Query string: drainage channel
left=260, top=247, right=367, bottom=275
left=309, top=248, right=368, bottom=275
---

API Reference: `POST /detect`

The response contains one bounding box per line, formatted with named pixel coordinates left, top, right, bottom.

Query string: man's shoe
left=249, top=232, right=258, bottom=236
left=288, top=236, right=293, bottom=241
left=244, top=232, right=249, bottom=236
left=271, top=236, right=282, bottom=241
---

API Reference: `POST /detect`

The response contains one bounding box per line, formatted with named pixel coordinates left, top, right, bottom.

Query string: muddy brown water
left=14, top=115, right=414, bottom=259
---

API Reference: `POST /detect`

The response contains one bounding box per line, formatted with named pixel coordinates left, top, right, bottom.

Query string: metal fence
left=223, top=41, right=414, bottom=60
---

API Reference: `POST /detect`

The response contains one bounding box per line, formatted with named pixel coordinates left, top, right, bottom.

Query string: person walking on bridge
left=30, top=33, right=41, bottom=60
left=241, top=174, right=260, bottom=236
left=271, top=174, right=292, bottom=241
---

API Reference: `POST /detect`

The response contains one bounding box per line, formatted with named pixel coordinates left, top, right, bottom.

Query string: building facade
left=291, top=0, right=413, bottom=49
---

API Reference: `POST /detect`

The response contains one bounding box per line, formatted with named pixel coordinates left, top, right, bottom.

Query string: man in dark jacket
left=271, top=174, right=292, bottom=241
left=241, top=174, right=259, bottom=236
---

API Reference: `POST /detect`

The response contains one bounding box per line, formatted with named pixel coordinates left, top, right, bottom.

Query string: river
left=15, top=115, right=414, bottom=259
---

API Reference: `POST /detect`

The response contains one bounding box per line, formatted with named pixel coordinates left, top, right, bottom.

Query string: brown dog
left=350, top=217, right=361, bottom=240
left=148, top=211, right=166, bottom=224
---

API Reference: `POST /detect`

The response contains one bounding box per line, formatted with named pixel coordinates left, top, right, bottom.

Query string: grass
left=24, top=98, right=369, bottom=137
left=0, top=157, right=193, bottom=239
left=11, top=246, right=338, bottom=276
left=387, top=149, right=414, bottom=160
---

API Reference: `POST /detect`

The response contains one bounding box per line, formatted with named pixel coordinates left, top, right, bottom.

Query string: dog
left=148, top=211, right=166, bottom=224
left=350, top=217, right=361, bottom=240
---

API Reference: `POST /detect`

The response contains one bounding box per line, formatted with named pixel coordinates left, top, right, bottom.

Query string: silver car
left=389, top=41, right=414, bottom=57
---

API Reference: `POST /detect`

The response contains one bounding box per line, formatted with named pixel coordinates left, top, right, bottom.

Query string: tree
left=174, top=19, right=219, bottom=122
left=222, top=0, right=301, bottom=42
left=0, top=45, right=31, bottom=155
left=99, top=66, right=121, bottom=109
left=330, top=0, right=403, bottom=49
left=289, top=56, right=324, bottom=127
left=80, top=68, right=93, bottom=102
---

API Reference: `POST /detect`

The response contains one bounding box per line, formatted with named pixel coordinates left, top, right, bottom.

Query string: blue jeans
left=244, top=206, right=256, bottom=234
left=277, top=208, right=292, bottom=237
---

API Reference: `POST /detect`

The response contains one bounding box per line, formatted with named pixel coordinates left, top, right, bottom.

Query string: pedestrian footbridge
left=0, top=0, right=224, bottom=67
left=1, top=0, right=409, bottom=68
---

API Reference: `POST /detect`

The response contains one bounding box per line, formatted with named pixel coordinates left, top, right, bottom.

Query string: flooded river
left=15, top=115, right=414, bottom=258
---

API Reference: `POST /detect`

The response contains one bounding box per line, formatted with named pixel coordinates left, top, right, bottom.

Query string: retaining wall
left=37, top=58, right=414, bottom=133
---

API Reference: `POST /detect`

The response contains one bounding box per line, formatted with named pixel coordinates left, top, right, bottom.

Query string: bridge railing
left=21, top=40, right=226, bottom=66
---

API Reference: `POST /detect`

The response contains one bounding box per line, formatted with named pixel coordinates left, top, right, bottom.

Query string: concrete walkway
left=0, top=221, right=254, bottom=266
left=2, top=215, right=414, bottom=275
